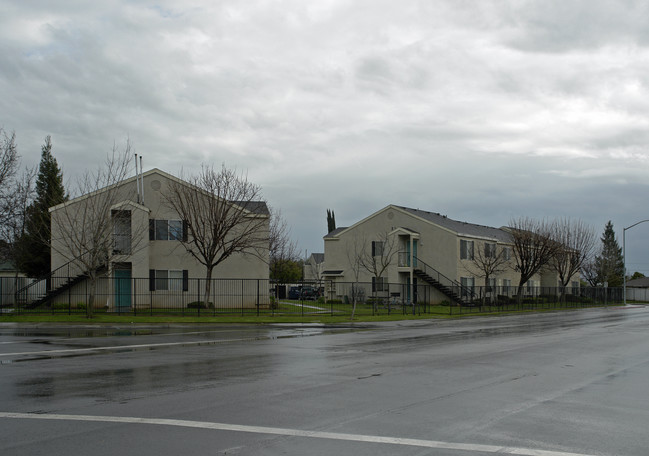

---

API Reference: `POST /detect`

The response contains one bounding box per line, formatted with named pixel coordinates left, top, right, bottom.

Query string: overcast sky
left=2, top=1, right=649, bottom=274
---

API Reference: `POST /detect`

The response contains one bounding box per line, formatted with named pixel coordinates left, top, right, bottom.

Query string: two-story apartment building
left=48, top=168, right=269, bottom=311
left=321, top=205, right=565, bottom=305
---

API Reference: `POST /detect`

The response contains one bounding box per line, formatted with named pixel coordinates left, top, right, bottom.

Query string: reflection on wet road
left=1, top=307, right=649, bottom=456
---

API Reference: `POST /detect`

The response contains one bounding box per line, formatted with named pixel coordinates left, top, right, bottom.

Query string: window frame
left=150, top=219, right=184, bottom=241
left=149, top=269, right=189, bottom=291
left=460, top=240, right=474, bottom=260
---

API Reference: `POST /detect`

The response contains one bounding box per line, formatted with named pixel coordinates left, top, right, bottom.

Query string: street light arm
left=624, top=219, right=649, bottom=232
left=623, top=219, right=649, bottom=306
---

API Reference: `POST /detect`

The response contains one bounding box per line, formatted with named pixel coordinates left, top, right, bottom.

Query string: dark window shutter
left=149, top=219, right=155, bottom=241
left=182, top=270, right=188, bottom=292
left=372, top=276, right=376, bottom=292
left=371, top=241, right=376, bottom=257
left=182, top=220, right=188, bottom=242
left=149, top=269, right=155, bottom=291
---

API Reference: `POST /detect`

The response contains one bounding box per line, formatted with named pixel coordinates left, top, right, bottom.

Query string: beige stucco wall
left=324, top=206, right=464, bottom=286
left=322, top=205, right=575, bottom=304
left=49, top=169, right=270, bottom=309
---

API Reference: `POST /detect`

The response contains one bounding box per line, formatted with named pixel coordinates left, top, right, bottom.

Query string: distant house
left=321, top=205, right=575, bottom=305
left=43, top=168, right=270, bottom=311
left=303, top=253, right=324, bottom=282
left=0, top=261, right=41, bottom=307
left=625, top=277, right=649, bottom=302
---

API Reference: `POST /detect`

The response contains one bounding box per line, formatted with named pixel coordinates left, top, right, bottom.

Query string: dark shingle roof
left=310, top=253, right=325, bottom=264
left=231, top=201, right=270, bottom=215
left=396, top=206, right=512, bottom=242
left=324, top=227, right=348, bottom=239
left=626, top=277, right=649, bottom=288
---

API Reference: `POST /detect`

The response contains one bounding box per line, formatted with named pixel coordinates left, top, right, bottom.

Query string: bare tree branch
left=164, top=164, right=268, bottom=305
left=549, top=218, right=595, bottom=300
left=508, top=217, right=560, bottom=303
left=50, top=140, right=135, bottom=316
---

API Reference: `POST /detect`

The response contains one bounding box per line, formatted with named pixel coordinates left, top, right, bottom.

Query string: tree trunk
left=203, top=267, right=214, bottom=309
left=87, top=275, right=96, bottom=318
left=350, top=283, right=357, bottom=320
left=516, top=281, right=525, bottom=305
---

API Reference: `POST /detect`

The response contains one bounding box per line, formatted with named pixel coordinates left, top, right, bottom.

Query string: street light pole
left=623, top=219, right=649, bottom=306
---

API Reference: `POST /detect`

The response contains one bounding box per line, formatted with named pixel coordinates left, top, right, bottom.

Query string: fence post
left=256, top=280, right=260, bottom=317
left=241, top=280, right=244, bottom=317
left=133, top=277, right=137, bottom=317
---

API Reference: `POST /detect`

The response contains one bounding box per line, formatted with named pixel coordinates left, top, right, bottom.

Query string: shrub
left=187, top=301, right=214, bottom=309
left=50, top=302, right=86, bottom=311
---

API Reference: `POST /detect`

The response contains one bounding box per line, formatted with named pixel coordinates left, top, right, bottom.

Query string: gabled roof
left=231, top=201, right=270, bottom=216
left=396, top=206, right=512, bottom=242
left=50, top=168, right=268, bottom=216
left=324, top=227, right=348, bottom=239
left=626, top=277, right=649, bottom=288
left=325, top=205, right=512, bottom=243
left=309, top=253, right=325, bottom=264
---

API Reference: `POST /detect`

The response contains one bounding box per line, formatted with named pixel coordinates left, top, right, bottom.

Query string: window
left=484, top=243, right=496, bottom=258
left=502, top=247, right=511, bottom=261
left=372, top=276, right=386, bottom=292
left=169, top=220, right=183, bottom=241
left=149, top=269, right=188, bottom=291
left=460, top=240, right=474, bottom=260
left=502, top=279, right=511, bottom=294
left=150, top=219, right=185, bottom=241
left=571, top=281, right=580, bottom=295
left=112, top=210, right=131, bottom=254
left=372, top=241, right=385, bottom=257
left=487, top=278, right=496, bottom=292
left=526, top=280, right=536, bottom=295
left=154, top=270, right=168, bottom=290
left=461, top=277, right=475, bottom=299
left=169, top=270, right=184, bottom=291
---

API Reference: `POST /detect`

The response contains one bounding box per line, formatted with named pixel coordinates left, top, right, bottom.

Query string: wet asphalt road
left=1, top=307, right=649, bottom=456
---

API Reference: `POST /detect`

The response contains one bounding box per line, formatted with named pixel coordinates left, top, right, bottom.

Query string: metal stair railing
left=14, top=252, right=108, bottom=308
left=412, top=256, right=475, bottom=304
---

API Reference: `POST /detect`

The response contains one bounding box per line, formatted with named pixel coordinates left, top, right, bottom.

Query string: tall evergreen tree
left=594, top=221, right=624, bottom=287
left=327, top=209, right=336, bottom=233
left=16, top=136, right=66, bottom=277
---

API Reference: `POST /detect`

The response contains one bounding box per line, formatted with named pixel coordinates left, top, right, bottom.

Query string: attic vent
left=151, top=180, right=161, bottom=191
left=387, top=211, right=394, bottom=220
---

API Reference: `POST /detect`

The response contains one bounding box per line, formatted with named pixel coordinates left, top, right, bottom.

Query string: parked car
left=288, top=286, right=301, bottom=300
left=300, top=286, right=320, bottom=300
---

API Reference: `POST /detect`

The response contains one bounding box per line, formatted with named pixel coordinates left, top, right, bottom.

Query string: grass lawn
left=0, top=299, right=633, bottom=325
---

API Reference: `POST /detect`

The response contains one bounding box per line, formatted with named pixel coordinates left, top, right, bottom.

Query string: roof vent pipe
left=139, top=155, right=144, bottom=205
left=134, top=154, right=141, bottom=204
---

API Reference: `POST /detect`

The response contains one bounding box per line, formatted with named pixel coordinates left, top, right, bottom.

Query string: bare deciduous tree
left=549, top=218, right=596, bottom=302
left=508, top=217, right=560, bottom=303
left=164, top=164, right=268, bottom=307
left=464, top=241, right=510, bottom=303
left=268, top=206, right=300, bottom=283
left=345, top=235, right=365, bottom=320
left=358, top=231, right=398, bottom=312
left=50, top=141, right=134, bottom=317
left=581, top=255, right=600, bottom=287
left=0, top=129, right=19, bottom=228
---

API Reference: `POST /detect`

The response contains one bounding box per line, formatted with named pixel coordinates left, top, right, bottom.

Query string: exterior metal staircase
left=412, top=257, right=472, bottom=306
left=15, top=257, right=108, bottom=309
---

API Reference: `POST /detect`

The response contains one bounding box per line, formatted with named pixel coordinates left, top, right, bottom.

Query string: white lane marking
left=0, top=337, right=262, bottom=357
left=0, top=412, right=600, bottom=456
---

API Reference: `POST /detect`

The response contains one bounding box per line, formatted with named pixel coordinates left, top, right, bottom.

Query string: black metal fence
left=2, top=276, right=627, bottom=317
